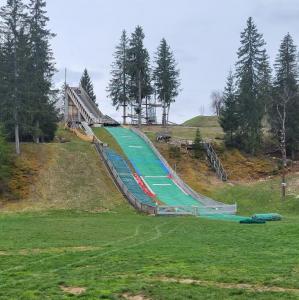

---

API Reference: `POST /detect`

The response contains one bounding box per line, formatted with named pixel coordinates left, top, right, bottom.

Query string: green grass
left=0, top=207, right=299, bottom=299
left=182, top=115, right=220, bottom=127
left=1, top=127, right=299, bottom=299
left=143, top=125, right=223, bottom=141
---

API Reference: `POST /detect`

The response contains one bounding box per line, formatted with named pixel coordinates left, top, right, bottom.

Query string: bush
left=169, top=145, right=181, bottom=159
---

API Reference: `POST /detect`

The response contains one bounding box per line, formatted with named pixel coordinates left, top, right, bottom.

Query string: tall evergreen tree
left=28, top=0, right=57, bottom=143
left=107, top=30, right=130, bottom=124
left=127, top=26, right=152, bottom=127
left=0, top=0, right=28, bottom=154
left=153, top=38, right=180, bottom=127
left=270, top=33, right=299, bottom=158
left=219, top=71, right=239, bottom=145
left=235, top=17, right=268, bottom=154
left=80, top=69, right=97, bottom=103
left=258, top=50, right=272, bottom=114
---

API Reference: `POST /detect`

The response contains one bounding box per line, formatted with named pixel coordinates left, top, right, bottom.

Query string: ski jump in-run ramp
left=105, top=126, right=249, bottom=222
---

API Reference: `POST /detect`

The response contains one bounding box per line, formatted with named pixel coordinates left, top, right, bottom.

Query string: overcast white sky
left=6, top=0, right=299, bottom=123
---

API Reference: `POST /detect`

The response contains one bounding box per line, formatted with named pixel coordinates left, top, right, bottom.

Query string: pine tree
left=258, top=50, right=272, bottom=114
left=107, top=30, right=130, bottom=124
left=28, top=0, right=56, bottom=143
left=153, top=38, right=180, bottom=127
left=80, top=69, right=97, bottom=103
left=0, top=0, right=28, bottom=154
left=127, top=26, right=152, bottom=127
left=270, top=33, right=299, bottom=159
left=235, top=17, right=268, bottom=154
left=219, top=71, right=239, bottom=146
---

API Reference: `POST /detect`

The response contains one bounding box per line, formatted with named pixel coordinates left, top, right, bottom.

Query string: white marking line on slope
left=144, top=176, right=168, bottom=178
left=172, top=179, right=189, bottom=195
left=140, top=177, right=155, bottom=195
left=153, top=184, right=172, bottom=186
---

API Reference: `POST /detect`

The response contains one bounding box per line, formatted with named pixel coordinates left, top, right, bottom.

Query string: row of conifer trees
left=107, top=26, right=181, bottom=126
left=220, top=17, right=299, bottom=158
left=0, top=0, right=57, bottom=155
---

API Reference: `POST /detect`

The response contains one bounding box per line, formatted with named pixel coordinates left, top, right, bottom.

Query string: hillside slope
left=1, top=128, right=127, bottom=213
left=183, top=115, right=220, bottom=127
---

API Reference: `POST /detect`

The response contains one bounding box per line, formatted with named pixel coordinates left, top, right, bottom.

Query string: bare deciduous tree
left=275, top=87, right=292, bottom=200
left=210, top=90, right=224, bottom=116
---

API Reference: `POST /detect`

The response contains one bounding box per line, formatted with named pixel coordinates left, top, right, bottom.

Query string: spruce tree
left=28, top=0, right=56, bottom=143
left=235, top=17, right=268, bottom=154
left=219, top=71, right=239, bottom=146
left=127, top=26, right=152, bottom=127
left=270, top=33, right=299, bottom=158
left=153, top=38, right=180, bottom=127
left=0, top=0, right=28, bottom=154
left=80, top=69, right=97, bottom=103
left=107, top=30, right=130, bottom=124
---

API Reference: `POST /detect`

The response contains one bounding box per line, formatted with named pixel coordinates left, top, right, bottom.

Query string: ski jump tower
left=64, top=85, right=118, bottom=126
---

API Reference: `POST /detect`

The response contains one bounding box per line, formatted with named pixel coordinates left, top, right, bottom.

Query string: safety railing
left=67, top=87, right=98, bottom=124
left=203, top=142, right=228, bottom=181
left=93, top=137, right=157, bottom=215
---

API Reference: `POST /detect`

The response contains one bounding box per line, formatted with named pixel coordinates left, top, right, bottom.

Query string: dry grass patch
left=156, top=277, right=299, bottom=295
left=60, top=285, right=86, bottom=295
left=122, top=293, right=151, bottom=300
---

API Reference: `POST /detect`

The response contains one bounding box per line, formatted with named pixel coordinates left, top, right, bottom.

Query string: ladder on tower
left=203, top=142, right=228, bottom=181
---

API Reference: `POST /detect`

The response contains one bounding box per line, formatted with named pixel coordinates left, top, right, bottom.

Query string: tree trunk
left=162, top=95, right=167, bottom=128
left=166, top=104, right=171, bottom=127
left=35, top=120, right=40, bottom=144
left=280, top=103, right=287, bottom=201
left=123, top=101, right=127, bottom=125
left=14, top=112, right=20, bottom=155
left=138, top=70, right=142, bottom=128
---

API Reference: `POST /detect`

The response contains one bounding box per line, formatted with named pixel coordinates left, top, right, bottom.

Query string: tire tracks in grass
left=0, top=221, right=178, bottom=291
left=0, top=223, right=142, bottom=278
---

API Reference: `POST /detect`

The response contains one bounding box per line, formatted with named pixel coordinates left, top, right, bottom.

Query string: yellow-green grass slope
left=0, top=127, right=127, bottom=213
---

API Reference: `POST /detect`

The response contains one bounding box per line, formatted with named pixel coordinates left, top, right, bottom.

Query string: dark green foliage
left=80, top=68, right=97, bottom=103
left=153, top=38, right=180, bottom=126
left=193, top=128, right=203, bottom=158
left=27, top=0, right=57, bottom=143
left=169, top=145, right=181, bottom=159
left=0, top=0, right=58, bottom=150
left=107, top=30, right=130, bottom=124
left=127, top=26, right=152, bottom=126
left=219, top=71, right=239, bottom=146
left=269, top=33, right=299, bottom=156
left=235, top=17, right=270, bottom=154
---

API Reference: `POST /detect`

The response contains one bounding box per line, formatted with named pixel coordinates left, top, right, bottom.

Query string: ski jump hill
left=65, top=85, right=271, bottom=223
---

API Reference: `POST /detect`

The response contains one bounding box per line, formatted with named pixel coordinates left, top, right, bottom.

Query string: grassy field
left=1, top=127, right=299, bottom=299
left=1, top=205, right=299, bottom=299
left=142, top=124, right=223, bottom=141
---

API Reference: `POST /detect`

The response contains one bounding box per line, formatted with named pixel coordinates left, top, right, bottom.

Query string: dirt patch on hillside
left=60, top=285, right=86, bottom=295
left=156, top=276, right=299, bottom=294
left=0, top=246, right=103, bottom=256
left=122, top=293, right=151, bottom=300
